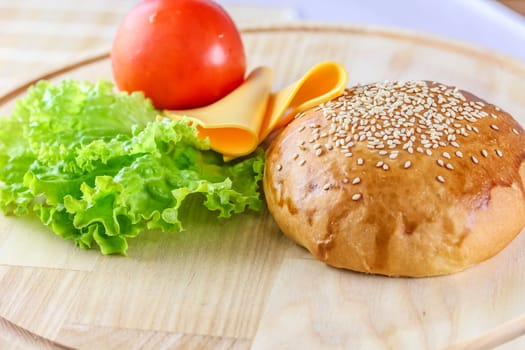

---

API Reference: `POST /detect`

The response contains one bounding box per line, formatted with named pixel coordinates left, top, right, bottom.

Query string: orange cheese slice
left=164, top=61, right=348, bottom=159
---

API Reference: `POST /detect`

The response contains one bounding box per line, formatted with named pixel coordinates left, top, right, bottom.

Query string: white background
left=219, top=0, right=525, bottom=62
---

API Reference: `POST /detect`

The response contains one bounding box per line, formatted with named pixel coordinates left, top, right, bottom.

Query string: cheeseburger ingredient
left=264, top=80, right=525, bottom=277
left=0, top=80, right=264, bottom=255
left=164, top=61, right=348, bottom=158
left=111, top=0, right=246, bottom=110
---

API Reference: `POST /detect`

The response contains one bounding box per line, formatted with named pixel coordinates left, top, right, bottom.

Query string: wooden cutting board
left=1, top=24, right=525, bottom=350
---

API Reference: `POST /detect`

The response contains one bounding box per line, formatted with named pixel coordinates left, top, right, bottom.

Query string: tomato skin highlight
left=111, top=0, right=246, bottom=110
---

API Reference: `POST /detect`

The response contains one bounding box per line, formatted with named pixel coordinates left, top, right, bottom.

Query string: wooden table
left=500, top=0, right=525, bottom=16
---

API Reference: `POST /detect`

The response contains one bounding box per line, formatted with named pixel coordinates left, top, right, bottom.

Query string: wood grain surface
left=1, top=24, right=525, bottom=350
left=499, top=0, right=525, bottom=16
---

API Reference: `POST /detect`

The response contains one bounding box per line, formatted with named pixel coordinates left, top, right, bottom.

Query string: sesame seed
left=357, top=158, right=364, bottom=166
left=481, top=149, right=488, bottom=158
left=437, top=159, right=445, bottom=167
left=352, top=193, right=362, bottom=201
left=446, top=163, right=454, bottom=170
left=471, top=156, right=479, bottom=164
left=376, top=161, right=384, bottom=168
left=404, top=160, right=412, bottom=169
left=323, top=183, right=331, bottom=191
left=490, top=124, right=500, bottom=131
left=496, top=149, right=503, bottom=157
left=293, top=153, right=299, bottom=160
left=436, top=175, right=446, bottom=183
left=298, top=125, right=306, bottom=132
left=455, top=151, right=463, bottom=158
left=382, top=163, right=390, bottom=171
left=315, top=81, right=497, bottom=163
left=276, top=164, right=283, bottom=171
left=352, top=177, right=361, bottom=185
left=299, top=159, right=306, bottom=166
left=512, top=128, right=520, bottom=135
left=315, top=149, right=323, bottom=156
left=342, top=178, right=350, bottom=184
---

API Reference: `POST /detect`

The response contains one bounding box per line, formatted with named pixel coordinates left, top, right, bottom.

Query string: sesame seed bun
left=264, top=81, right=525, bottom=277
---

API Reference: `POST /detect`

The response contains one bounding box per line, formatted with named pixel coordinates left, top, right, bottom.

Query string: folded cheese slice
left=164, top=61, right=348, bottom=159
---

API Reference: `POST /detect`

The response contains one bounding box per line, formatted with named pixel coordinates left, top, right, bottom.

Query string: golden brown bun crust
left=264, top=81, right=525, bottom=277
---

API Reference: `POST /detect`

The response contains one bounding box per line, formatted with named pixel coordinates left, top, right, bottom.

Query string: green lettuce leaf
left=0, top=79, right=264, bottom=255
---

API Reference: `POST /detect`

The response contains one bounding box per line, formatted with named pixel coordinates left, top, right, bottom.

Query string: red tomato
left=111, top=0, right=246, bottom=110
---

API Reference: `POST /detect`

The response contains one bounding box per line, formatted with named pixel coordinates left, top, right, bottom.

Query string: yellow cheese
left=164, top=61, right=348, bottom=159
